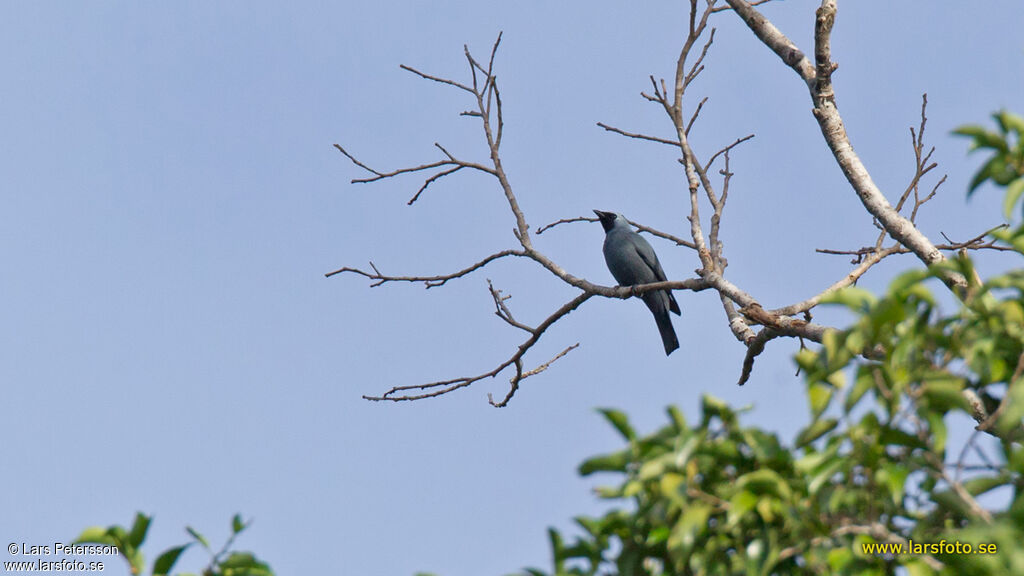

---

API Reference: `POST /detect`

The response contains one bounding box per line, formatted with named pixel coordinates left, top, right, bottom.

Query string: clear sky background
left=3, top=2, right=1022, bottom=575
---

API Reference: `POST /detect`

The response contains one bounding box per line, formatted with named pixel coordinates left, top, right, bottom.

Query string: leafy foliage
left=75, top=513, right=274, bottom=576
left=953, top=110, right=1024, bottom=218
left=502, top=114, right=1024, bottom=575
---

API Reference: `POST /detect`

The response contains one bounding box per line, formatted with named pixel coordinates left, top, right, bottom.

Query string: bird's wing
left=631, top=234, right=681, bottom=315
left=630, top=235, right=668, bottom=282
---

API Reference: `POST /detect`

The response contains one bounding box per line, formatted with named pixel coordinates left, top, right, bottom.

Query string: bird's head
left=593, top=209, right=627, bottom=233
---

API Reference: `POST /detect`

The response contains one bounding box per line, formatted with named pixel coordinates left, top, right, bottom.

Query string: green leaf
left=995, top=110, right=1024, bottom=135
left=826, top=547, right=853, bottom=573
left=962, top=474, right=1011, bottom=497
left=821, top=287, right=876, bottom=311
left=666, top=405, right=687, bottom=431
left=74, top=527, right=116, bottom=546
left=668, top=503, right=711, bottom=556
left=153, top=544, right=190, bottom=576
left=106, top=525, right=128, bottom=545
left=968, top=155, right=1001, bottom=194
left=700, top=394, right=734, bottom=423
left=808, top=454, right=844, bottom=496
left=638, top=452, right=675, bottom=481
left=726, top=490, right=758, bottom=529
left=953, top=124, right=1009, bottom=152
left=887, top=269, right=931, bottom=296
left=736, top=469, right=791, bottom=500
left=951, top=124, right=993, bottom=139
left=1004, top=177, right=1024, bottom=219
left=878, top=427, right=927, bottom=450
left=547, top=527, right=565, bottom=571
left=127, top=513, right=151, bottom=549
left=578, top=450, right=630, bottom=475
left=796, top=418, right=838, bottom=448
left=932, top=489, right=975, bottom=518
left=186, top=526, right=210, bottom=550
left=219, top=551, right=272, bottom=575
left=925, top=411, right=948, bottom=455
left=845, top=366, right=875, bottom=413
left=995, top=374, right=1024, bottom=438
left=232, top=514, right=247, bottom=534
left=808, top=382, right=833, bottom=420
left=919, top=376, right=967, bottom=413
left=597, top=408, right=636, bottom=441
left=876, top=463, right=909, bottom=506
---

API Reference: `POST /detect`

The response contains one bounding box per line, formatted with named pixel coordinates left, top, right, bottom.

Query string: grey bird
left=594, top=210, right=681, bottom=355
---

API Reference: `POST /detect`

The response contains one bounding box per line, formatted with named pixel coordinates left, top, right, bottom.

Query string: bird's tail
left=645, top=294, right=679, bottom=356
left=655, top=309, right=680, bottom=356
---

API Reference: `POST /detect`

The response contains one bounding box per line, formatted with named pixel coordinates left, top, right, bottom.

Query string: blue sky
left=2, top=2, right=1022, bottom=575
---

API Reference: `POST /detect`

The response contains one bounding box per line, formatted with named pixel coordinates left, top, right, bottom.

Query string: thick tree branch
left=724, top=0, right=968, bottom=293
left=737, top=328, right=779, bottom=386
left=333, top=34, right=730, bottom=403
left=336, top=0, right=1000, bottom=401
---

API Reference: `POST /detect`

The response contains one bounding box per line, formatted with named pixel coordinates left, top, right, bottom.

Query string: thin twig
left=399, top=64, right=474, bottom=93
left=536, top=215, right=697, bottom=249
left=364, top=292, right=592, bottom=402
left=325, top=250, right=527, bottom=286
left=489, top=343, right=580, bottom=407
left=704, top=134, right=755, bottom=173
left=596, top=122, right=681, bottom=147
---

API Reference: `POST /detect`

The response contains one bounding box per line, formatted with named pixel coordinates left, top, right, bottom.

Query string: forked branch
left=334, top=34, right=710, bottom=404
left=334, top=0, right=1001, bottom=404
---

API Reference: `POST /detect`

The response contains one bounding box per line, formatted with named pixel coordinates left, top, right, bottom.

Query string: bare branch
left=399, top=63, right=474, bottom=93
left=771, top=247, right=896, bottom=317
left=684, top=28, right=716, bottom=89
left=325, top=250, right=527, bottom=286
left=685, top=96, right=708, bottom=136
left=723, top=0, right=814, bottom=83
left=489, top=343, right=580, bottom=407
left=738, top=302, right=831, bottom=343
left=596, top=122, right=681, bottom=147
left=817, top=225, right=1014, bottom=259
left=334, top=144, right=384, bottom=177
left=407, top=166, right=462, bottom=205
left=629, top=220, right=698, bottom=250
left=363, top=292, right=592, bottom=403
left=883, top=94, right=942, bottom=250
left=486, top=31, right=503, bottom=76
left=536, top=215, right=697, bottom=249
left=738, top=328, right=780, bottom=386
left=725, top=0, right=967, bottom=293
left=710, top=0, right=777, bottom=14
left=487, top=279, right=533, bottom=333
left=535, top=216, right=593, bottom=235
left=910, top=174, right=945, bottom=224
left=783, top=222, right=1010, bottom=318
left=703, top=134, right=755, bottom=173
left=339, top=3, right=1002, bottom=402
left=333, top=143, right=497, bottom=206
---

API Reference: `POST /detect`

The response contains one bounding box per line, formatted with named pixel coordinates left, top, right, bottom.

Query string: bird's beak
left=593, top=209, right=609, bottom=219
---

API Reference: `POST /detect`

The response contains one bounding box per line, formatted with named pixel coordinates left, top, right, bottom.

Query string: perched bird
left=594, top=210, right=681, bottom=355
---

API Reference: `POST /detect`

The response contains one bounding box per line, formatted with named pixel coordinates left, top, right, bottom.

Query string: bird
left=594, top=210, right=681, bottom=355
